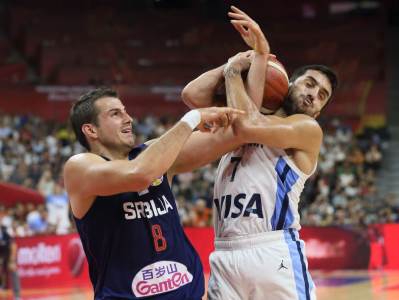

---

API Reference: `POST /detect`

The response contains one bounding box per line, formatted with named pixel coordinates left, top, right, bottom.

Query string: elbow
left=181, top=85, right=198, bottom=109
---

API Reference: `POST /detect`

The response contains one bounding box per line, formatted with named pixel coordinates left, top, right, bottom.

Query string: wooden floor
left=313, top=270, right=399, bottom=300
left=1, top=270, right=398, bottom=300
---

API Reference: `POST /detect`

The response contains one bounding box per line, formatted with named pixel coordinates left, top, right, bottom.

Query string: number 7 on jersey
left=230, top=156, right=242, bottom=182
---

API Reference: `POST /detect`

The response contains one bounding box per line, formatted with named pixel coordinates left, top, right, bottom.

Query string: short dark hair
left=290, top=64, right=338, bottom=99
left=70, top=87, right=118, bottom=150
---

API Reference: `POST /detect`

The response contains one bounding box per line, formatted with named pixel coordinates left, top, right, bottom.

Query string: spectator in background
left=0, top=209, right=21, bottom=300
left=8, top=162, right=29, bottom=186
left=37, top=169, right=55, bottom=196
left=46, top=183, right=71, bottom=234
left=26, top=203, right=49, bottom=235
left=190, top=198, right=211, bottom=227
left=364, top=143, right=383, bottom=171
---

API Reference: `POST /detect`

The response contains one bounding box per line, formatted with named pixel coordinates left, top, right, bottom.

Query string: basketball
left=261, top=55, right=289, bottom=113
left=214, top=55, right=289, bottom=113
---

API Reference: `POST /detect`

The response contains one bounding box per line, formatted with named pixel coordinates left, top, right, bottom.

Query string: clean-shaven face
left=94, top=97, right=135, bottom=151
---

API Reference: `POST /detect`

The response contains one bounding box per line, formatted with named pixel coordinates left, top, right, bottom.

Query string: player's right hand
left=228, top=6, right=270, bottom=55
left=224, top=50, right=253, bottom=75
left=197, top=107, right=245, bottom=133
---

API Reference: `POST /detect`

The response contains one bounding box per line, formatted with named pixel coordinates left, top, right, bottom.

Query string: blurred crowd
left=301, top=118, right=398, bottom=228
left=0, top=113, right=398, bottom=237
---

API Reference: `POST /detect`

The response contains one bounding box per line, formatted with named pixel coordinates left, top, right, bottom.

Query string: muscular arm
left=173, top=55, right=264, bottom=177
left=181, top=65, right=225, bottom=109
left=224, top=63, right=259, bottom=116
left=181, top=54, right=267, bottom=110
left=168, top=127, right=244, bottom=178
left=174, top=53, right=267, bottom=176
left=245, top=53, right=268, bottom=109
left=64, top=121, right=194, bottom=199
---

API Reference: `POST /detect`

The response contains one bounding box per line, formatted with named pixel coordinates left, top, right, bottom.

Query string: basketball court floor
left=1, top=270, right=398, bottom=300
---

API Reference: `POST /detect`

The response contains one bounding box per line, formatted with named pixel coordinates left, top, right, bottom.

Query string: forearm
left=133, top=121, right=193, bottom=180
left=169, top=128, right=244, bottom=175
left=224, top=66, right=258, bottom=116
left=246, top=53, right=268, bottom=109
left=236, top=114, right=323, bottom=152
left=181, top=65, right=225, bottom=108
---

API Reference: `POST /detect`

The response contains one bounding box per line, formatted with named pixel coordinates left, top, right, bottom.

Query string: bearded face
left=282, top=70, right=332, bottom=118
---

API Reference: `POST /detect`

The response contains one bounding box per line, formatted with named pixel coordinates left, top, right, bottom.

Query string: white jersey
left=213, top=143, right=316, bottom=238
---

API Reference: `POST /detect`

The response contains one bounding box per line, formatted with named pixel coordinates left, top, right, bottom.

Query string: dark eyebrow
left=107, top=108, right=120, bottom=114
left=107, top=107, right=126, bottom=114
left=307, top=76, right=330, bottom=99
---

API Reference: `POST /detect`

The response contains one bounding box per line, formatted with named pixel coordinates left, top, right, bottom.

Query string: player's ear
left=82, top=124, right=98, bottom=139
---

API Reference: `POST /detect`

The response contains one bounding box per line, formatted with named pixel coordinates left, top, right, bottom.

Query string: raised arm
left=229, top=5, right=270, bottom=109
left=169, top=54, right=255, bottom=177
left=181, top=65, right=226, bottom=109
left=172, top=7, right=275, bottom=177
left=181, top=6, right=271, bottom=110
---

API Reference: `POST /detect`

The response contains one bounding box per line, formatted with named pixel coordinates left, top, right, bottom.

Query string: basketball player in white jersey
left=182, top=6, right=338, bottom=300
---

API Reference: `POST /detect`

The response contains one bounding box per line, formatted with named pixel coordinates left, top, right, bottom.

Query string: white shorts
left=208, top=229, right=316, bottom=300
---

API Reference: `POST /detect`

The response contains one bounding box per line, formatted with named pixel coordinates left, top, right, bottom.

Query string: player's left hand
left=228, top=6, right=270, bottom=55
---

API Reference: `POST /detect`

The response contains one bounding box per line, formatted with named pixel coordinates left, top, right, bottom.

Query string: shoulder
left=285, top=114, right=320, bottom=125
left=259, top=113, right=323, bottom=140
left=64, top=152, right=104, bottom=166
left=281, top=114, right=323, bottom=155
left=287, top=114, right=323, bottom=137
left=63, top=153, right=105, bottom=176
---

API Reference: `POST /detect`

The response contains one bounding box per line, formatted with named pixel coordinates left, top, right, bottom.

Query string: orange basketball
left=261, top=55, right=289, bottom=113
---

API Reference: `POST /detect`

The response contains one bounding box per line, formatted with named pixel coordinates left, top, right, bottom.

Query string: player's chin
left=127, top=136, right=136, bottom=147
left=302, top=110, right=316, bottom=117
left=295, top=104, right=312, bottom=116
left=121, top=135, right=135, bottom=147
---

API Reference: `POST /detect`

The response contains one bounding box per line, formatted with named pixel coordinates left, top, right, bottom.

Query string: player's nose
left=122, top=111, right=133, bottom=123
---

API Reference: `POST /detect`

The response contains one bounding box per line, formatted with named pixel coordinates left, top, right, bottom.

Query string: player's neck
left=91, top=144, right=129, bottom=160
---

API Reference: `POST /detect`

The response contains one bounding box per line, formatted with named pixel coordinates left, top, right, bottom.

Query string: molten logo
left=18, top=243, right=61, bottom=265
left=132, top=260, right=193, bottom=297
